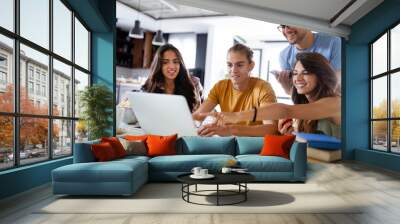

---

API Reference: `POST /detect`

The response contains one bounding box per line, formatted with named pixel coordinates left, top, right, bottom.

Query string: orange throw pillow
left=124, top=135, right=148, bottom=141
left=91, top=142, right=117, bottom=161
left=101, top=137, right=126, bottom=158
left=146, top=134, right=177, bottom=157
left=260, top=134, right=296, bottom=159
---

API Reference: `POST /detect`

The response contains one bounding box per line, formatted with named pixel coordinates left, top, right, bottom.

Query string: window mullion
left=13, top=0, right=20, bottom=167
left=49, top=0, right=54, bottom=160
left=370, top=45, right=373, bottom=149
left=71, top=11, right=76, bottom=153
left=387, top=30, right=391, bottom=152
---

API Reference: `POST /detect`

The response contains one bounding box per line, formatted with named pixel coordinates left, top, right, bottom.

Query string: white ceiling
left=227, top=0, right=352, bottom=22
left=116, top=2, right=286, bottom=42
left=117, top=0, right=384, bottom=38
left=221, top=0, right=384, bottom=26
left=118, top=0, right=224, bottom=19
left=168, top=0, right=384, bottom=37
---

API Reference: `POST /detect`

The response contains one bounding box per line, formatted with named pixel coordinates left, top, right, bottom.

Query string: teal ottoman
left=52, top=156, right=148, bottom=196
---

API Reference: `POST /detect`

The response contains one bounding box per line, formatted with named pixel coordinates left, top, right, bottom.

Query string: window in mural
left=370, top=23, right=400, bottom=154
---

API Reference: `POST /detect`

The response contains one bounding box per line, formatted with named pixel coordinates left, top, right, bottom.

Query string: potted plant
left=79, top=84, right=113, bottom=140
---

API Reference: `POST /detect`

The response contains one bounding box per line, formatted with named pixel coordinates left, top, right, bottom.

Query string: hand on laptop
left=197, top=113, right=238, bottom=136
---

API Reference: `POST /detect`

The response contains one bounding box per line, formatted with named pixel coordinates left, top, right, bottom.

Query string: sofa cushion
left=52, top=157, right=149, bottom=195
left=52, top=159, right=147, bottom=183
left=235, top=137, right=264, bottom=155
left=236, top=155, right=293, bottom=172
left=91, top=142, right=118, bottom=161
left=101, top=137, right=127, bottom=158
left=120, top=139, right=147, bottom=156
left=123, top=135, right=148, bottom=141
left=115, top=155, right=150, bottom=163
left=177, top=136, right=236, bottom=155
left=260, top=134, right=296, bottom=159
left=148, top=154, right=235, bottom=172
left=147, top=134, right=177, bottom=157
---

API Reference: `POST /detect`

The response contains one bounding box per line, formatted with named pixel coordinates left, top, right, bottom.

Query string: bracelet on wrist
left=252, top=107, right=257, bottom=122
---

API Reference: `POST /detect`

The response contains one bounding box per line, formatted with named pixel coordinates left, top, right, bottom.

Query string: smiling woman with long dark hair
left=289, top=52, right=339, bottom=136
left=141, top=44, right=201, bottom=112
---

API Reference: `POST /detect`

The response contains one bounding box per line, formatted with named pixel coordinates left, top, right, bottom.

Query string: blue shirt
left=279, top=33, right=341, bottom=71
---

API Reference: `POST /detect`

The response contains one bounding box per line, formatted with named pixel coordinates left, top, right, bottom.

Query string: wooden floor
left=1, top=161, right=400, bottom=224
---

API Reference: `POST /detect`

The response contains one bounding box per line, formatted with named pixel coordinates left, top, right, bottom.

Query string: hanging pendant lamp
left=152, top=3, right=166, bottom=46
left=152, top=30, right=165, bottom=46
left=129, top=0, right=144, bottom=39
left=129, top=20, right=144, bottom=39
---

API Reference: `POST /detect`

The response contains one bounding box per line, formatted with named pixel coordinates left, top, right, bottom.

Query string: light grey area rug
left=38, top=183, right=361, bottom=214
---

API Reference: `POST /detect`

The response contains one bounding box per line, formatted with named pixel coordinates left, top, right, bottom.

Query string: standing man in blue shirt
left=275, top=25, right=341, bottom=95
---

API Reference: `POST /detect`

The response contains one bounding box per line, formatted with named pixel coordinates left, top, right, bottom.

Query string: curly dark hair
left=141, top=44, right=197, bottom=112
left=291, top=52, right=338, bottom=133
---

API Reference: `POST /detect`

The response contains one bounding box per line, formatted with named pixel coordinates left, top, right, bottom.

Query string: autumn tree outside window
left=370, top=23, right=400, bottom=154
left=0, top=0, right=91, bottom=170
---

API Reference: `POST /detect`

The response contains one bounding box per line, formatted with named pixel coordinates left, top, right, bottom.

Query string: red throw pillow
left=146, top=134, right=177, bottom=157
left=124, top=135, right=148, bottom=141
left=91, top=142, right=117, bottom=161
left=260, top=134, right=296, bottom=159
left=101, top=137, right=126, bottom=158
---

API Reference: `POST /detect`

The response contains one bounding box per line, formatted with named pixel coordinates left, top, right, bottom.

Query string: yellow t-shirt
left=207, top=77, right=277, bottom=125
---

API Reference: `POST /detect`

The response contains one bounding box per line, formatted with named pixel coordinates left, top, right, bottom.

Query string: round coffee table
left=177, top=173, right=255, bottom=206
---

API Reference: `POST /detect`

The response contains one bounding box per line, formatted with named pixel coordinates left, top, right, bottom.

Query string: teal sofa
left=52, top=136, right=307, bottom=196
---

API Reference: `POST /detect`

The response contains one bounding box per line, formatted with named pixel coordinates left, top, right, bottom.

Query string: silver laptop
left=127, top=92, right=198, bottom=136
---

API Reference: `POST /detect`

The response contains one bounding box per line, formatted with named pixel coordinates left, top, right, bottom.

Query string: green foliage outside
left=79, top=84, right=113, bottom=140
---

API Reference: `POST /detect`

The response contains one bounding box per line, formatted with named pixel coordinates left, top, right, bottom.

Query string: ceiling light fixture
left=152, top=30, right=165, bottom=46
left=129, top=20, right=144, bottom=39
left=152, top=3, right=166, bottom=45
left=129, top=0, right=144, bottom=39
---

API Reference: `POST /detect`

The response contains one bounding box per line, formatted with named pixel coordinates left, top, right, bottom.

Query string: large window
left=0, top=0, right=91, bottom=170
left=370, top=23, right=400, bottom=153
left=0, top=0, right=14, bottom=32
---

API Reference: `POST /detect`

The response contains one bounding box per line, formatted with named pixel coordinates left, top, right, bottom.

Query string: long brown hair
left=141, top=44, right=197, bottom=112
left=291, top=52, right=338, bottom=133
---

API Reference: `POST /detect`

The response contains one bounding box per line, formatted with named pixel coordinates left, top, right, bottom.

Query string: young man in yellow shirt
left=192, top=43, right=278, bottom=136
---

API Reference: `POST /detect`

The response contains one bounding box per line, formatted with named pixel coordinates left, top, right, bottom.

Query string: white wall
left=168, top=33, right=197, bottom=69
left=240, top=40, right=292, bottom=104
left=203, top=26, right=234, bottom=94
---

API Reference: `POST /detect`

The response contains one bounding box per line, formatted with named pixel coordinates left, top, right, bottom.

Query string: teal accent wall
left=0, top=0, right=116, bottom=200
left=355, top=149, right=400, bottom=172
left=343, top=44, right=369, bottom=159
left=91, top=1, right=116, bottom=136
left=65, top=0, right=110, bottom=32
left=345, top=0, right=400, bottom=171
left=68, top=0, right=116, bottom=134
left=0, top=158, right=72, bottom=199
